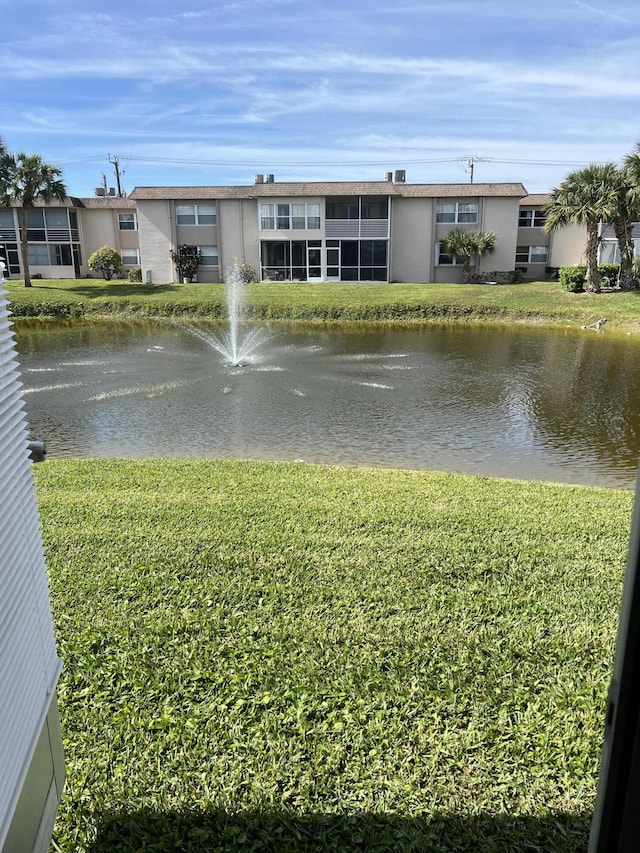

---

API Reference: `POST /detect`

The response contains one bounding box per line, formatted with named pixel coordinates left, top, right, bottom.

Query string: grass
left=38, top=458, right=633, bottom=852
left=6, top=278, right=640, bottom=332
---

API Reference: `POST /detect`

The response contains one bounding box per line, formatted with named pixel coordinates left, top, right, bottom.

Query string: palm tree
left=439, top=228, right=496, bottom=283
left=544, top=163, right=620, bottom=293
left=621, top=145, right=640, bottom=288
left=2, top=152, right=67, bottom=287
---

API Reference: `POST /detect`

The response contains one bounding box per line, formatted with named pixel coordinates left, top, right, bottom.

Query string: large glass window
left=44, top=209, right=68, bottom=230
left=27, top=243, right=73, bottom=265
left=27, top=244, right=49, bottom=265
left=361, top=197, right=388, bottom=219
left=326, top=197, right=359, bottom=219
left=436, top=202, right=478, bottom=224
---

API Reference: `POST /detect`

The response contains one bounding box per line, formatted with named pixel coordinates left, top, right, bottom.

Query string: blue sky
left=2, top=0, right=640, bottom=196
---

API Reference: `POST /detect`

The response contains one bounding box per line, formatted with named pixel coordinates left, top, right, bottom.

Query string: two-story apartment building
left=0, top=173, right=594, bottom=284
left=129, top=175, right=529, bottom=285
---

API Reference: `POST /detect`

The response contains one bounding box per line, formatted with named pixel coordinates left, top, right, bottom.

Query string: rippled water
left=14, top=320, right=640, bottom=488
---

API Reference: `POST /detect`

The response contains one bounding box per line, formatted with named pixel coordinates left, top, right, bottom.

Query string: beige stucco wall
left=390, top=198, right=433, bottom=283
left=136, top=200, right=174, bottom=284
left=78, top=207, right=141, bottom=274
left=480, top=197, right=521, bottom=273
left=218, top=199, right=260, bottom=279
left=78, top=209, right=119, bottom=266
left=549, top=223, right=586, bottom=267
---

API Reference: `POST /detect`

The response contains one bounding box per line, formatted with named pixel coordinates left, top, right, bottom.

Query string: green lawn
left=39, top=459, right=632, bottom=852
left=6, top=278, right=640, bottom=332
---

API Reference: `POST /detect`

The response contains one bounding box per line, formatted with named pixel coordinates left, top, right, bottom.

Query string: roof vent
left=394, top=170, right=406, bottom=184
left=254, top=174, right=264, bottom=184
left=265, top=174, right=275, bottom=183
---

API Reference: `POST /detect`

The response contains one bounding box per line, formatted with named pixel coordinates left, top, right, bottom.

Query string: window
left=436, top=202, right=478, bottom=224
left=118, top=213, right=137, bottom=231
left=326, top=197, right=359, bottom=219
left=518, top=209, right=546, bottom=227
left=306, top=204, right=321, bottom=229
left=277, top=204, right=290, bottom=230
left=198, top=246, right=219, bottom=266
left=599, top=239, right=640, bottom=264
left=515, top=245, right=548, bottom=264
left=27, top=244, right=49, bottom=265
left=259, top=202, right=321, bottom=230
left=27, top=244, right=73, bottom=265
left=260, top=204, right=275, bottom=230
left=120, top=248, right=140, bottom=265
left=44, top=209, right=68, bottom=230
left=26, top=209, right=45, bottom=241
left=176, top=204, right=216, bottom=226
left=435, top=243, right=465, bottom=265
left=361, top=197, right=388, bottom=220
left=0, top=209, right=16, bottom=239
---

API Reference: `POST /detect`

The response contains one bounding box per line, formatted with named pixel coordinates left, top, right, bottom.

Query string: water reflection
left=14, top=320, right=640, bottom=488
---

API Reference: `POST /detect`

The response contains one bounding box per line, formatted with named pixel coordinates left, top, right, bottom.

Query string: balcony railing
left=325, top=219, right=389, bottom=238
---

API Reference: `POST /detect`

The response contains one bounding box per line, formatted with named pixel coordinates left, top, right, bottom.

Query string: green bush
left=128, top=266, right=142, bottom=282
left=598, top=263, right=619, bottom=287
left=88, top=246, right=122, bottom=281
left=559, top=266, right=586, bottom=292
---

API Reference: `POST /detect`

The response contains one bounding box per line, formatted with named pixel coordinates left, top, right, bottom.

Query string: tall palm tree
left=2, top=152, right=67, bottom=287
left=544, top=163, right=620, bottom=293
left=622, top=144, right=640, bottom=288
left=439, top=228, right=496, bottom=283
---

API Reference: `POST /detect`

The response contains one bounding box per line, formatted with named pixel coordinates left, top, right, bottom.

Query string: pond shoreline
left=5, top=279, right=640, bottom=335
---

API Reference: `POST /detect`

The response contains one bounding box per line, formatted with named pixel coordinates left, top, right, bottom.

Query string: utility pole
left=107, top=154, right=127, bottom=197
left=457, top=155, right=487, bottom=184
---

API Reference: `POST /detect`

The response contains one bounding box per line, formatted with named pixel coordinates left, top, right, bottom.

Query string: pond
left=14, top=319, right=640, bottom=489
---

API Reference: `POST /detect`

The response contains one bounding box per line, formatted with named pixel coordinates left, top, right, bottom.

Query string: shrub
left=128, top=266, right=142, bottom=282
left=545, top=267, right=560, bottom=280
left=231, top=259, right=258, bottom=284
left=88, top=246, right=122, bottom=281
left=559, top=266, right=586, bottom=292
left=170, top=245, right=201, bottom=282
left=598, top=263, right=619, bottom=287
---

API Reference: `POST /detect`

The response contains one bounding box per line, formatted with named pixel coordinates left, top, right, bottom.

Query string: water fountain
left=182, top=259, right=269, bottom=366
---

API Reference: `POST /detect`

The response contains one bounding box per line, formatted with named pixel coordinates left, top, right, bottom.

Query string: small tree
left=440, top=228, right=496, bottom=283
left=88, top=246, right=122, bottom=280
left=170, top=245, right=201, bottom=282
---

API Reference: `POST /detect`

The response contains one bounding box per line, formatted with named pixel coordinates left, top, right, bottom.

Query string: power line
left=117, top=154, right=593, bottom=169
